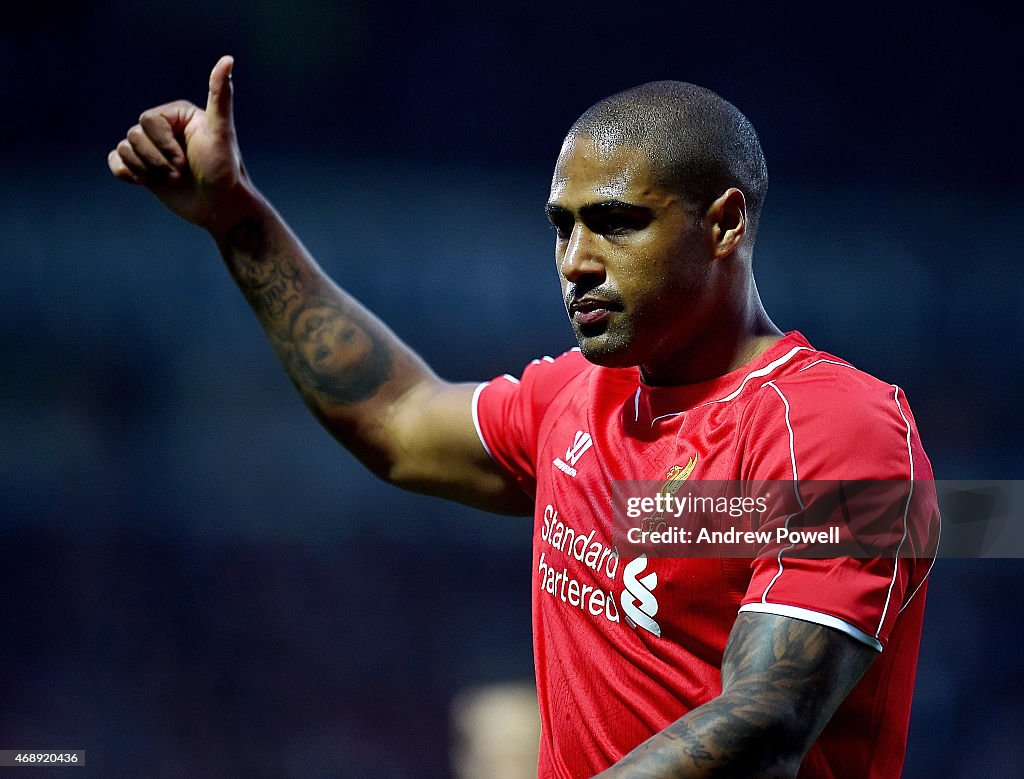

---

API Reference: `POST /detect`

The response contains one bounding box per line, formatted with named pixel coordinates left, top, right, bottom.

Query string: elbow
left=380, top=457, right=424, bottom=491
left=308, top=404, right=410, bottom=487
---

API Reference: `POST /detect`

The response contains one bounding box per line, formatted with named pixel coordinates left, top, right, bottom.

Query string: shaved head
left=567, top=81, right=768, bottom=238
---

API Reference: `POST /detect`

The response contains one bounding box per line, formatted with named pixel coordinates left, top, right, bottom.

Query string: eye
left=592, top=211, right=650, bottom=236
left=548, top=215, right=574, bottom=241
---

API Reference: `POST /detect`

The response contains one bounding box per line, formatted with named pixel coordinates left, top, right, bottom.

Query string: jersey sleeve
left=472, top=349, right=587, bottom=497
left=736, top=371, right=939, bottom=650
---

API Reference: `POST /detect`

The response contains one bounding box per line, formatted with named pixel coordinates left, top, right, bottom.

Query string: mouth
left=568, top=296, right=622, bottom=328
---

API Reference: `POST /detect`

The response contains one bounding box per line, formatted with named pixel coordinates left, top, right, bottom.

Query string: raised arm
left=596, top=612, right=877, bottom=778
left=107, top=56, right=529, bottom=515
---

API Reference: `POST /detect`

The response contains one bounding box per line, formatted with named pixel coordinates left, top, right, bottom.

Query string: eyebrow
left=544, top=199, right=651, bottom=220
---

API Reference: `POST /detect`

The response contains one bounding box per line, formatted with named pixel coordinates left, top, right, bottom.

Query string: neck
left=640, top=285, right=782, bottom=386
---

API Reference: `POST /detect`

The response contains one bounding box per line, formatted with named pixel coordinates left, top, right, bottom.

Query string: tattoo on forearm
left=254, top=260, right=305, bottom=317
left=224, top=218, right=305, bottom=317
left=220, top=218, right=394, bottom=405
left=609, top=614, right=873, bottom=778
left=284, top=296, right=393, bottom=404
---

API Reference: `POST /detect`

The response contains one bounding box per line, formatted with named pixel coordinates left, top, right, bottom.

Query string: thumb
left=205, top=55, right=235, bottom=133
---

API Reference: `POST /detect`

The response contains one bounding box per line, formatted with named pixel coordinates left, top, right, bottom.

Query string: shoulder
left=506, top=347, right=593, bottom=400
left=763, top=349, right=901, bottom=413
left=740, top=343, right=929, bottom=481
left=476, top=347, right=596, bottom=422
left=523, top=347, right=591, bottom=381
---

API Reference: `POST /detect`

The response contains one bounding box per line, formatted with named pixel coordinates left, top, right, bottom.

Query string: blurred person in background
left=451, top=682, right=540, bottom=779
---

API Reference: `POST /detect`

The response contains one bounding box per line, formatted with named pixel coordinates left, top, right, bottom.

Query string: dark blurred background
left=2, top=1, right=1022, bottom=775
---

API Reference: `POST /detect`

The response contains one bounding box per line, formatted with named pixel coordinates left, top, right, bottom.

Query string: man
left=108, top=57, right=937, bottom=777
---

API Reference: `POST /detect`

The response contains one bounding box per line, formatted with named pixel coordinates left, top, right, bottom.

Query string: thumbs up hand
left=108, top=56, right=248, bottom=230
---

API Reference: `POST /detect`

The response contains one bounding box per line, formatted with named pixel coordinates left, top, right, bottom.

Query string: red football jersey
left=473, top=331, right=938, bottom=778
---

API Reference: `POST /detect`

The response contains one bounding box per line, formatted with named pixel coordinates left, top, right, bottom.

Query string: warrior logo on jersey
left=552, top=430, right=593, bottom=478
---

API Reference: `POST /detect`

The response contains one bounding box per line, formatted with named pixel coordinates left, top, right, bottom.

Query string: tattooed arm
left=108, top=56, right=530, bottom=514
left=596, top=613, right=877, bottom=778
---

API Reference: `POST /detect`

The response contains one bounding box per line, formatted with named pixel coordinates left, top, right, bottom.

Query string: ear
left=706, top=188, right=747, bottom=259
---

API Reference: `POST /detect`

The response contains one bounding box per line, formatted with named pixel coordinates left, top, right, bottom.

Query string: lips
left=569, top=296, right=621, bottom=327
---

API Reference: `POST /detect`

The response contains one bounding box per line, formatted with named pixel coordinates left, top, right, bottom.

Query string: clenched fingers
left=139, top=101, right=195, bottom=163
left=109, top=133, right=173, bottom=186
left=108, top=99, right=199, bottom=185
left=127, top=123, right=179, bottom=176
left=107, top=147, right=141, bottom=184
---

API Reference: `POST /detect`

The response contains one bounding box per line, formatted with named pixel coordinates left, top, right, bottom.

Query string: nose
left=559, top=223, right=605, bottom=284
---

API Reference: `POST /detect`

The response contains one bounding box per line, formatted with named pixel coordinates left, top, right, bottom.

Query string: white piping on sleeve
left=893, top=383, right=938, bottom=614
left=877, top=385, right=913, bottom=636
left=797, top=358, right=854, bottom=372
left=760, top=380, right=803, bottom=603
left=739, top=603, right=883, bottom=652
left=470, top=381, right=497, bottom=461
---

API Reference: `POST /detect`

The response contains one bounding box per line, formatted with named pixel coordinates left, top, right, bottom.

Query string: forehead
left=549, top=134, right=666, bottom=205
